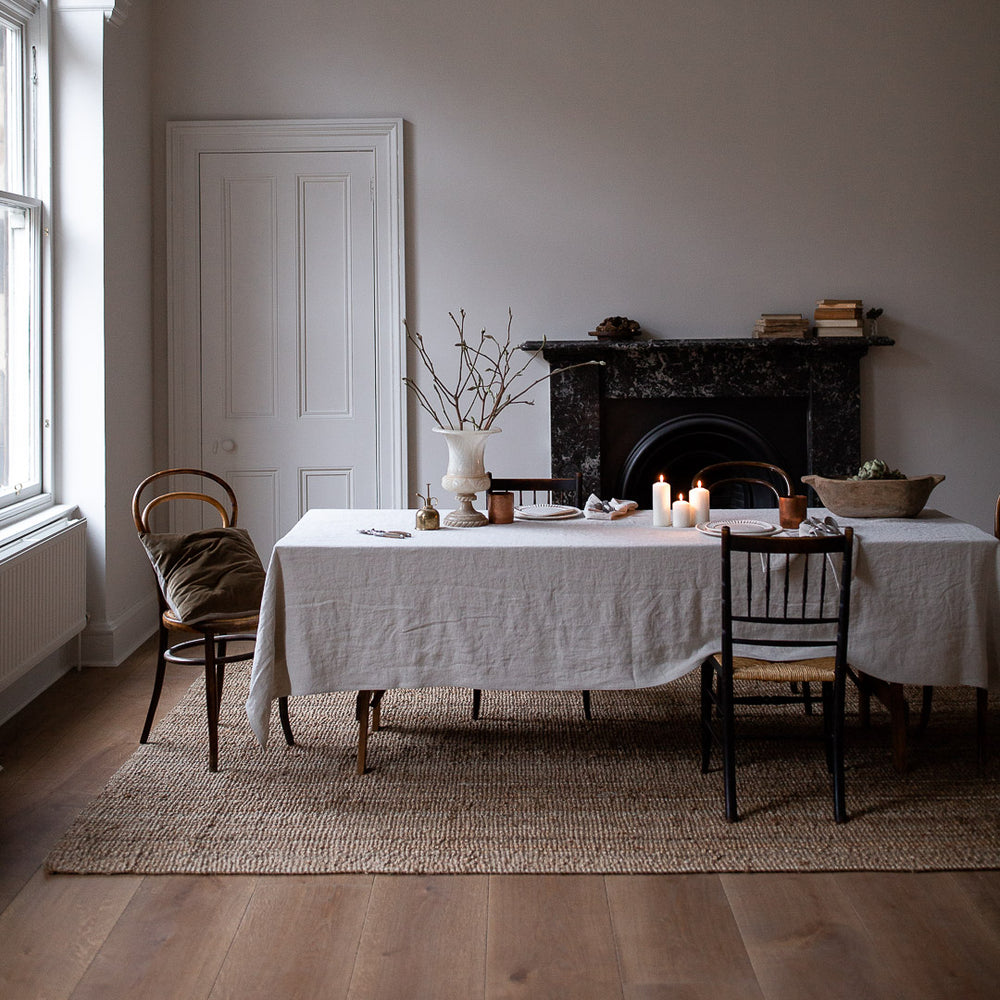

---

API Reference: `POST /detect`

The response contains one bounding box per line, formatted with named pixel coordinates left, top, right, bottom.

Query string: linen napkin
left=799, top=515, right=841, bottom=536
left=583, top=494, right=639, bottom=520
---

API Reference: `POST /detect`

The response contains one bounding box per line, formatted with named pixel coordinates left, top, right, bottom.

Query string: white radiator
left=0, top=515, right=87, bottom=693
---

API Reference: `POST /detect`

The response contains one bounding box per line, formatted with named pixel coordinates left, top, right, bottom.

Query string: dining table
left=247, top=506, right=1000, bottom=773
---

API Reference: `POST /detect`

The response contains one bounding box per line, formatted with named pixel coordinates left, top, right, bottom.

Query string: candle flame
left=697, top=480, right=703, bottom=488
left=678, top=493, right=684, bottom=501
left=658, top=474, right=664, bottom=482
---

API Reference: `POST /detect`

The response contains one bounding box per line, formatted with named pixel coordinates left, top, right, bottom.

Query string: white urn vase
left=433, top=427, right=500, bottom=527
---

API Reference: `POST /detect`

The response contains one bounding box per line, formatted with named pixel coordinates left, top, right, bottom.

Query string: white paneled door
left=199, top=150, right=377, bottom=557
left=168, top=120, right=406, bottom=560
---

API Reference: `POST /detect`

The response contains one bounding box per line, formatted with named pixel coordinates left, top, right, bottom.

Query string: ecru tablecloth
left=247, top=507, right=1000, bottom=745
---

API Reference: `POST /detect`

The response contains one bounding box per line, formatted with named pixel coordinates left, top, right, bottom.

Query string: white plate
left=696, top=518, right=781, bottom=537
left=514, top=504, right=582, bottom=521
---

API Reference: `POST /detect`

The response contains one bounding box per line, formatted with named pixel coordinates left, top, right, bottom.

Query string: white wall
left=149, top=1, right=1000, bottom=530
left=53, top=0, right=156, bottom=667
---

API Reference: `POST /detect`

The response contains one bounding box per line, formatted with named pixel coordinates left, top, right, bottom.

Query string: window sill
left=0, top=500, right=81, bottom=553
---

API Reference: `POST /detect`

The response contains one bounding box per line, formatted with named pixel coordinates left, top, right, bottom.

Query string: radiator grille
left=0, top=517, right=87, bottom=691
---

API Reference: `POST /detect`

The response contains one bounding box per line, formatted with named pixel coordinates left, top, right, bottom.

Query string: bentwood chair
left=700, top=525, right=855, bottom=822
left=691, top=461, right=793, bottom=509
left=916, top=494, right=995, bottom=765
left=133, top=468, right=293, bottom=771
left=475, top=471, right=591, bottom=720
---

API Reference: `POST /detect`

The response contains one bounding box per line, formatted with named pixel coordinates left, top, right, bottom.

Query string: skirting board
left=81, top=591, right=159, bottom=667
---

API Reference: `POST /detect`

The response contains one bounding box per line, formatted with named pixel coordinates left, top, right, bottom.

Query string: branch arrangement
left=403, top=309, right=604, bottom=430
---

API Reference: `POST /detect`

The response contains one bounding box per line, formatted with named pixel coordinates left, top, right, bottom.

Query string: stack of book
left=752, top=313, right=810, bottom=338
left=813, top=299, right=864, bottom=336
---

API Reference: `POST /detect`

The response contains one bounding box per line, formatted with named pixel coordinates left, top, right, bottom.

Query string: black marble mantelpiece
left=521, top=337, right=894, bottom=499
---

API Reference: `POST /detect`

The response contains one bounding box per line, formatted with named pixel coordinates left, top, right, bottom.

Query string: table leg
left=977, top=687, right=988, bottom=766
left=855, top=672, right=909, bottom=773
left=355, top=690, right=371, bottom=775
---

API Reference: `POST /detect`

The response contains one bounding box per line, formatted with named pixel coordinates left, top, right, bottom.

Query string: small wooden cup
left=779, top=494, right=808, bottom=529
left=487, top=491, right=514, bottom=524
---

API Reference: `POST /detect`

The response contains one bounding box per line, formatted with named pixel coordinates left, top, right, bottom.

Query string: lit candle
left=672, top=492, right=694, bottom=528
left=652, top=475, right=671, bottom=526
left=689, top=480, right=710, bottom=525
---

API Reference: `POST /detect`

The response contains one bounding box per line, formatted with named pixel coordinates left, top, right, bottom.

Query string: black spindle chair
left=700, top=525, right=855, bottom=822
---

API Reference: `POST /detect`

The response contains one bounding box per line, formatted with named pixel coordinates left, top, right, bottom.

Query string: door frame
left=166, top=118, right=407, bottom=527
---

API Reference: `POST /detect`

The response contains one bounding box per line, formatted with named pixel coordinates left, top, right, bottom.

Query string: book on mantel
left=753, top=313, right=810, bottom=338
left=814, top=298, right=864, bottom=336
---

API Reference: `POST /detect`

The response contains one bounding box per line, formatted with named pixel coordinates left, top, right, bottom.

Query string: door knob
left=221, top=439, right=236, bottom=452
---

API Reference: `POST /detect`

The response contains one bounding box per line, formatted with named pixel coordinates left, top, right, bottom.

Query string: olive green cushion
left=139, top=527, right=265, bottom=625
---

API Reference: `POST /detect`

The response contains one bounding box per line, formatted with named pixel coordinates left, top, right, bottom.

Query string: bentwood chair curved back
left=691, top=461, right=793, bottom=509
left=133, top=468, right=293, bottom=771
left=700, top=525, right=855, bottom=822
left=476, top=471, right=591, bottom=720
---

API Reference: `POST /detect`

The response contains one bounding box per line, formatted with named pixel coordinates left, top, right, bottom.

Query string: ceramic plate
left=514, top=504, right=582, bottom=520
left=696, top=518, right=781, bottom=537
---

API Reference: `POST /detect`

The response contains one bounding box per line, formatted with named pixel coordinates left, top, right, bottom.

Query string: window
left=0, top=1, right=44, bottom=517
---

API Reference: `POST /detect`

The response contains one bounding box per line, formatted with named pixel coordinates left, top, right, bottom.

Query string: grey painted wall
left=147, top=1, right=1000, bottom=530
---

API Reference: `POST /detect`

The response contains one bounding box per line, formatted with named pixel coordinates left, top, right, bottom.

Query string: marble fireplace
left=520, top=336, right=893, bottom=506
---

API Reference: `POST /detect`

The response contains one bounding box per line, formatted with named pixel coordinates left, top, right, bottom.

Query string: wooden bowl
left=802, top=473, right=945, bottom=518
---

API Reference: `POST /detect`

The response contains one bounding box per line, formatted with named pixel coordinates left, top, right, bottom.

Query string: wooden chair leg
left=582, top=690, right=592, bottom=720
left=832, top=675, right=847, bottom=823
left=856, top=671, right=872, bottom=728
left=977, top=686, right=988, bottom=766
left=371, top=690, right=385, bottom=731
left=888, top=682, right=908, bottom=773
left=278, top=696, right=294, bottom=745
left=802, top=681, right=814, bottom=716
left=720, top=668, right=738, bottom=822
left=919, top=685, right=934, bottom=735
left=356, top=690, right=371, bottom=775
left=472, top=688, right=482, bottom=720
left=699, top=659, right=714, bottom=773
left=140, top=626, right=169, bottom=743
left=821, top=681, right=834, bottom=773
left=204, top=636, right=220, bottom=772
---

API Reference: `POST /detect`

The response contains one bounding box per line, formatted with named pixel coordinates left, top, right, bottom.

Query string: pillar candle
left=652, top=475, right=671, bottom=526
left=689, top=481, right=710, bottom=525
left=672, top=493, right=694, bottom=528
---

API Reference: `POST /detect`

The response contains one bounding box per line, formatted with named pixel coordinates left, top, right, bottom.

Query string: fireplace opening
left=608, top=398, right=809, bottom=509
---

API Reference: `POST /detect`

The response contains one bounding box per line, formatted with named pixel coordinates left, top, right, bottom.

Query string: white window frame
left=0, top=0, right=50, bottom=529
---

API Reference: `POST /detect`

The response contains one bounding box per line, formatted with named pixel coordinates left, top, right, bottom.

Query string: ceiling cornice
left=52, top=0, right=132, bottom=26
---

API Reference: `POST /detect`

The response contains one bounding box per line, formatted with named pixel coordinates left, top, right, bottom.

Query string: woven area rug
left=46, top=663, right=999, bottom=874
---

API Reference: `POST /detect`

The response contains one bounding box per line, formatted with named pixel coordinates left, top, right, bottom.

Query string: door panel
left=198, top=150, right=378, bottom=559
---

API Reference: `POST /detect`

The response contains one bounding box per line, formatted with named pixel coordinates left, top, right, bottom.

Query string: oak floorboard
left=836, top=871, right=1000, bottom=1000
left=0, top=869, right=141, bottom=1000
left=0, top=651, right=200, bottom=911
left=67, top=875, right=257, bottom=1000
left=210, top=875, right=373, bottom=999
left=721, top=872, right=901, bottom=1000
left=606, top=874, right=764, bottom=1000
left=486, top=874, right=623, bottom=1000
left=347, top=874, right=488, bottom=1000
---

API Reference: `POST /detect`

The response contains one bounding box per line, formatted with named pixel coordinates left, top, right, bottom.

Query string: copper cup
left=779, top=494, right=808, bottom=529
left=487, top=491, right=514, bottom=524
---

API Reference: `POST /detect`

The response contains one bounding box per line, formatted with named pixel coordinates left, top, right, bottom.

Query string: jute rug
left=46, top=664, right=999, bottom=874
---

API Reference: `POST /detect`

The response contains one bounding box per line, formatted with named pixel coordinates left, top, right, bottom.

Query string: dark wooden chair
left=916, top=493, right=994, bottom=765
left=473, top=471, right=591, bottom=721
left=133, top=468, right=293, bottom=771
left=691, top=461, right=793, bottom=509
left=700, top=525, right=855, bottom=822
left=488, top=471, right=584, bottom=509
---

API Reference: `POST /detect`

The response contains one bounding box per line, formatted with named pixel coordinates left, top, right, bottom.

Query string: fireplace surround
left=521, top=337, right=893, bottom=506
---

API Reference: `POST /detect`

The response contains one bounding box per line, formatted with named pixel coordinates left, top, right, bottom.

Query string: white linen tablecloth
left=247, top=507, right=1000, bottom=744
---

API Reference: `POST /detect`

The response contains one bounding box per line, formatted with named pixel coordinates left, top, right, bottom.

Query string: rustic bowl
left=801, top=473, right=945, bottom=518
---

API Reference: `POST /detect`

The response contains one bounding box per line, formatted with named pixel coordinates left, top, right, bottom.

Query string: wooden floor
left=1, top=642, right=999, bottom=1000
